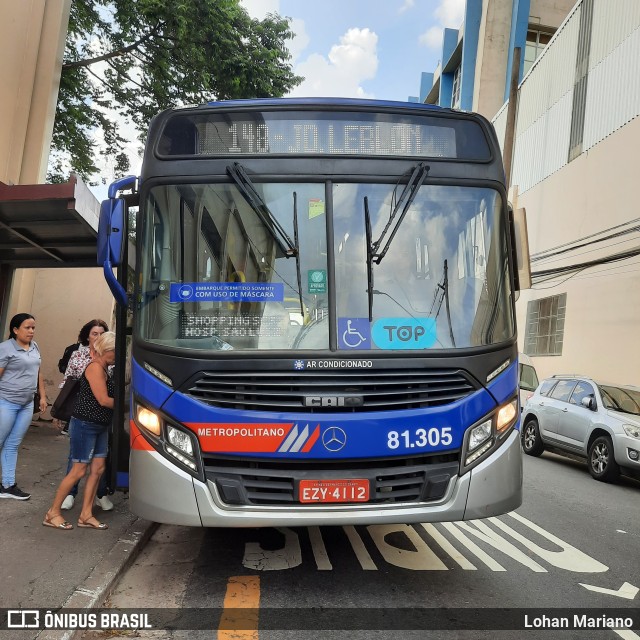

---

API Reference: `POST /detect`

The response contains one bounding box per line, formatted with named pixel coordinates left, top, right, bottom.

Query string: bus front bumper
left=129, top=430, right=522, bottom=527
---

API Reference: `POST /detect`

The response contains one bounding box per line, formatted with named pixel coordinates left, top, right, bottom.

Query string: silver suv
left=522, top=375, right=640, bottom=482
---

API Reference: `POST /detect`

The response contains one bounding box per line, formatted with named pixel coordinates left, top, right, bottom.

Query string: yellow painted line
left=218, top=575, right=260, bottom=640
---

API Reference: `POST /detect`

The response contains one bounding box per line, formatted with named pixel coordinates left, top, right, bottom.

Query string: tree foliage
left=48, top=0, right=302, bottom=183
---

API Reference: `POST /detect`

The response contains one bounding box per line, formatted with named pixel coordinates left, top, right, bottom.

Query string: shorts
left=69, top=417, right=109, bottom=464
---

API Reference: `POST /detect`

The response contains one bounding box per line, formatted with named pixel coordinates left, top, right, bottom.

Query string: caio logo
left=303, top=395, right=364, bottom=408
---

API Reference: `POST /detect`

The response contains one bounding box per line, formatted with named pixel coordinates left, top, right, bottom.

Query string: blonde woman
left=44, top=331, right=116, bottom=530
left=59, top=319, right=114, bottom=511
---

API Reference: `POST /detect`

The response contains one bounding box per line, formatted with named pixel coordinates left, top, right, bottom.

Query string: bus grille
left=203, top=455, right=460, bottom=506
left=185, top=368, right=476, bottom=412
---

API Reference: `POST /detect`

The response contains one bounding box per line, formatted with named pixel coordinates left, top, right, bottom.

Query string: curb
left=36, top=517, right=159, bottom=640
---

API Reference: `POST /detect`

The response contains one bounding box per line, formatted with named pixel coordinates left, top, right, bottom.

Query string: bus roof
left=202, top=96, right=450, bottom=113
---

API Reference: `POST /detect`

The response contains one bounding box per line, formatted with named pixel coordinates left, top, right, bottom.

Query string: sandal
left=43, top=513, right=73, bottom=530
left=77, top=516, right=108, bottom=530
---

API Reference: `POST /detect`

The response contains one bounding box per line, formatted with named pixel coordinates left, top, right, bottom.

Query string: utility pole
left=503, top=46, right=521, bottom=188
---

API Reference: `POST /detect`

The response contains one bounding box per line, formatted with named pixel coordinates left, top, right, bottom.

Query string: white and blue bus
left=99, top=98, right=525, bottom=527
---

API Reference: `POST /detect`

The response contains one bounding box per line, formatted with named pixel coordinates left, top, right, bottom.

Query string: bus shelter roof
left=0, top=175, right=99, bottom=268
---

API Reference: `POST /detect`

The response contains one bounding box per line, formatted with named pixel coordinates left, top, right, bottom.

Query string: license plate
left=299, top=479, right=369, bottom=503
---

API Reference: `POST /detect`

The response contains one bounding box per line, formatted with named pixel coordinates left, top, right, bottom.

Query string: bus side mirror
left=98, top=198, right=125, bottom=267
left=98, top=197, right=128, bottom=306
left=98, top=174, right=137, bottom=306
left=510, top=206, right=531, bottom=291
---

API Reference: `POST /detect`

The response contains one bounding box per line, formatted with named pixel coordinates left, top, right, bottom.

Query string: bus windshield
left=137, top=180, right=514, bottom=351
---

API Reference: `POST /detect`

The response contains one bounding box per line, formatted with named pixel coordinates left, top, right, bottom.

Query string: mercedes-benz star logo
left=321, top=426, right=347, bottom=452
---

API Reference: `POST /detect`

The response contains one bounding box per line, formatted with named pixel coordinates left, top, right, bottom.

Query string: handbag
left=51, top=377, right=81, bottom=422
left=33, top=390, right=41, bottom=415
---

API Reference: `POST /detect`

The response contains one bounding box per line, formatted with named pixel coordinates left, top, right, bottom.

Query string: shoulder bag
left=50, top=377, right=81, bottom=422
left=33, top=390, right=41, bottom=415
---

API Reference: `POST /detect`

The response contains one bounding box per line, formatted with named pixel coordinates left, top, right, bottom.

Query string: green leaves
left=49, top=0, right=302, bottom=183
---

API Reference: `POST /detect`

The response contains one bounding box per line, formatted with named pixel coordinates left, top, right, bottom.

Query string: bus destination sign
left=205, top=120, right=455, bottom=157
left=159, top=110, right=490, bottom=160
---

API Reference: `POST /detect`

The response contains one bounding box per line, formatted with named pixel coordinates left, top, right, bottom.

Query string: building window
left=451, top=65, right=461, bottom=109
left=523, top=28, right=554, bottom=75
left=524, top=293, right=566, bottom=356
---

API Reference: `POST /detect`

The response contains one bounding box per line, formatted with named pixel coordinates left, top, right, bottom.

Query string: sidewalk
left=1, top=416, right=157, bottom=640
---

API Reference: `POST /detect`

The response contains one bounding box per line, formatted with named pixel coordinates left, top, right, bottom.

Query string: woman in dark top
left=44, top=331, right=116, bottom=530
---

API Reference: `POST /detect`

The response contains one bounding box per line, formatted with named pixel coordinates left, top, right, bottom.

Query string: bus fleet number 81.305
left=387, top=427, right=453, bottom=450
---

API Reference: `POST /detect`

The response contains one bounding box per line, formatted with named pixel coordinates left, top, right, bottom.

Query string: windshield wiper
left=370, top=163, right=430, bottom=265
left=442, top=259, right=456, bottom=347
left=364, top=196, right=374, bottom=321
left=226, top=162, right=297, bottom=258
left=292, top=192, right=304, bottom=319
left=364, top=164, right=429, bottom=320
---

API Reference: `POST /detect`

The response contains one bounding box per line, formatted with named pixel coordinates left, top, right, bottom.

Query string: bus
left=98, top=97, right=528, bottom=527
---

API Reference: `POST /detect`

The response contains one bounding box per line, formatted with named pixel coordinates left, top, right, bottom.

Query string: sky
left=240, top=0, right=466, bottom=101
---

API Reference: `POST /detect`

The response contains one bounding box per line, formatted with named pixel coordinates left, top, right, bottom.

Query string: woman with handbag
left=54, top=319, right=113, bottom=511
left=44, top=331, right=116, bottom=530
left=0, top=313, right=47, bottom=500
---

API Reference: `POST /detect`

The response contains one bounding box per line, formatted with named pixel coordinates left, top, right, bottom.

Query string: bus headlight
left=136, top=405, right=161, bottom=436
left=133, top=398, right=202, bottom=478
left=462, top=398, right=519, bottom=472
left=167, top=425, right=194, bottom=456
left=497, top=400, right=518, bottom=432
left=165, top=425, right=198, bottom=471
left=468, top=419, right=492, bottom=450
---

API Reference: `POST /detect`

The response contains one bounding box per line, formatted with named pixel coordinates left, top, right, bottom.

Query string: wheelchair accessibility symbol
left=338, top=318, right=371, bottom=350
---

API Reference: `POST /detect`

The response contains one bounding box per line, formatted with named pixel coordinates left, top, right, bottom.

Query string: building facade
left=492, top=0, right=640, bottom=384
left=411, top=0, right=640, bottom=385
left=410, top=0, right=575, bottom=120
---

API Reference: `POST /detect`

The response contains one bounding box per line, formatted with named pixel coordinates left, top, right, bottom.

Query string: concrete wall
left=0, top=0, right=70, bottom=185
left=473, top=0, right=514, bottom=119
left=514, top=115, right=640, bottom=385
left=472, top=0, right=575, bottom=119
left=529, top=0, right=576, bottom=30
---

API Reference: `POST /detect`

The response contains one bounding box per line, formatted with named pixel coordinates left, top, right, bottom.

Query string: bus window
left=333, top=183, right=514, bottom=350
left=138, top=182, right=328, bottom=350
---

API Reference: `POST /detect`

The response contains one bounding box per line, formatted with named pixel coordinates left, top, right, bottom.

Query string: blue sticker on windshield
left=338, top=318, right=371, bottom=349
left=372, top=318, right=436, bottom=350
left=170, top=282, right=284, bottom=302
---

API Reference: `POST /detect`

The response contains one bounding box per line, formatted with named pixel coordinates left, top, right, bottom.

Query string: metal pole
left=503, top=46, right=521, bottom=189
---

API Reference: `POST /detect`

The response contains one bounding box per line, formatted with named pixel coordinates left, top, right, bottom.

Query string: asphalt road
left=83, top=451, right=640, bottom=640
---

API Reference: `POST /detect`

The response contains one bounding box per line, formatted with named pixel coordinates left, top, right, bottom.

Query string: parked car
left=518, top=353, right=539, bottom=411
left=521, top=375, right=640, bottom=482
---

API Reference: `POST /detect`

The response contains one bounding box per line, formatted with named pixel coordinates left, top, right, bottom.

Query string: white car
left=518, top=353, right=539, bottom=412
left=521, top=375, right=640, bottom=482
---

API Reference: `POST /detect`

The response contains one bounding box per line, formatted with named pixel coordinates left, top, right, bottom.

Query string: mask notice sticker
left=170, top=282, right=284, bottom=302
